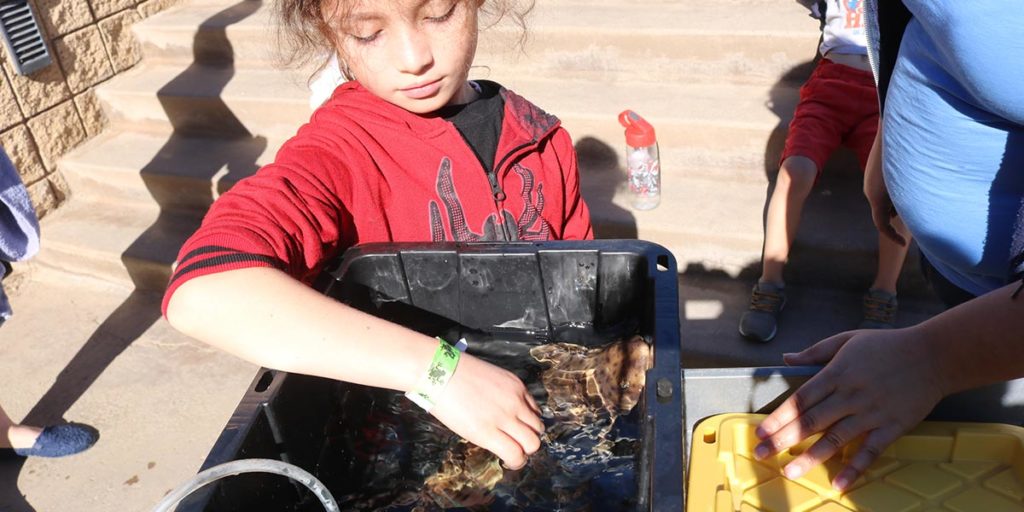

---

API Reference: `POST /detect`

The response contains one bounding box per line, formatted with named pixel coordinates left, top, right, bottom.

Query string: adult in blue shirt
left=753, top=0, right=1024, bottom=491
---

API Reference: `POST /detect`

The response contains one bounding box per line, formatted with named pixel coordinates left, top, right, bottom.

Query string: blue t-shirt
left=883, top=1, right=1024, bottom=297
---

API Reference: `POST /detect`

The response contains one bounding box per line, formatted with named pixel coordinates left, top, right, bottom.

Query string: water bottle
left=618, top=110, right=660, bottom=210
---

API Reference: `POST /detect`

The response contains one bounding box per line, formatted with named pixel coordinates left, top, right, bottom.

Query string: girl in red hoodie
left=163, top=0, right=593, bottom=471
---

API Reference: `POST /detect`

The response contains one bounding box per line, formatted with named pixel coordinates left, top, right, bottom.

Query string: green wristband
left=405, top=337, right=461, bottom=411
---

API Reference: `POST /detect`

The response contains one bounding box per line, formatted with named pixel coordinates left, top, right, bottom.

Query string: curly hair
left=276, top=0, right=534, bottom=82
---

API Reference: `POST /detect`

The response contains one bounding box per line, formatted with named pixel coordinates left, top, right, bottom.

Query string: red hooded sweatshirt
left=162, top=81, right=593, bottom=313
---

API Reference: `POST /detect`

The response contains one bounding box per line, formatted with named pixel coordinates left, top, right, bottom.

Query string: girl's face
left=330, top=0, right=481, bottom=114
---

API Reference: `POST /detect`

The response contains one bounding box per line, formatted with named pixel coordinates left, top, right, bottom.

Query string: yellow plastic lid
left=687, top=413, right=1024, bottom=511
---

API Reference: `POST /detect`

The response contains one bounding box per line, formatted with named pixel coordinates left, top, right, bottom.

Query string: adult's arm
left=754, top=282, right=1024, bottom=490
left=866, top=0, right=913, bottom=111
left=862, top=125, right=906, bottom=246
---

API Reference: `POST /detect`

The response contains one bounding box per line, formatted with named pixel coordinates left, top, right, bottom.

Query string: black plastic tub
left=179, top=241, right=684, bottom=511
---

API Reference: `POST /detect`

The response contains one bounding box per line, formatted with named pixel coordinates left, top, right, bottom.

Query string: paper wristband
left=405, top=337, right=461, bottom=411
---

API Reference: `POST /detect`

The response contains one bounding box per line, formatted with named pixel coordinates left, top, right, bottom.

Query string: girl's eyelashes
left=343, top=0, right=458, bottom=43
left=350, top=31, right=380, bottom=44
left=425, top=1, right=457, bottom=23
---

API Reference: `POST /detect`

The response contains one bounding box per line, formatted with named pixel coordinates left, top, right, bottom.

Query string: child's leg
left=741, top=59, right=841, bottom=342
left=860, top=217, right=912, bottom=329
left=761, top=155, right=819, bottom=285
left=740, top=155, right=817, bottom=342
left=0, top=403, right=41, bottom=449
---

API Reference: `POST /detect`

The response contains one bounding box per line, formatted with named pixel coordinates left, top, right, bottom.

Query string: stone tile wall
left=0, top=0, right=179, bottom=219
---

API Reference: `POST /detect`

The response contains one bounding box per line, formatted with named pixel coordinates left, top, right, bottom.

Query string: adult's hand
left=753, top=328, right=944, bottom=490
left=863, top=126, right=907, bottom=246
left=430, top=354, right=544, bottom=470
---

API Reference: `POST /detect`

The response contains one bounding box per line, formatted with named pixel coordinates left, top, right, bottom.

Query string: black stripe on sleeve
left=177, top=245, right=258, bottom=268
left=168, top=253, right=285, bottom=288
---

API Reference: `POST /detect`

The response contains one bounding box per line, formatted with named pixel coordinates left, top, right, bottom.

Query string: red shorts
left=782, top=57, right=879, bottom=175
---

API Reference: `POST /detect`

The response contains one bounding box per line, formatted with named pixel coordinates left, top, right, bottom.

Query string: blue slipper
left=14, top=423, right=99, bottom=458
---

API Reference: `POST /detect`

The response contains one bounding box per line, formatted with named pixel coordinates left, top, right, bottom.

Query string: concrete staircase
left=35, top=0, right=940, bottom=353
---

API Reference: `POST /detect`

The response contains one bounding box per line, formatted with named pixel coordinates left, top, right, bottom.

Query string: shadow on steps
left=0, top=2, right=267, bottom=510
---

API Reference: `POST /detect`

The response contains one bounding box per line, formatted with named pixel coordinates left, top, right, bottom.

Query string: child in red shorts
left=739, top=0, right=912, bottom=342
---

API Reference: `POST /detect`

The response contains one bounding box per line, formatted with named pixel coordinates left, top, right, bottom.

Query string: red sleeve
left=554, top=129, right=594, bottom=240
left=161, top=137, right=355, bottom=315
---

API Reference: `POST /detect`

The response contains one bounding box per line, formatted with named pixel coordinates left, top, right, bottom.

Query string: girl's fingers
left=502, top=417, right=542, bottom=458
left=756, top=369, right=838, bottom=441
left=832, top=427, right=902, bottom=491
left=523, top=390, right=543, bottom=417
left=754, top=385, right=850, bottom=461
left=519, top=397, right=545, bottom=435
left=781, top=414, right=867, bottom=480
left=486, top=429, right=528, bottom=470
left=783, top=331, right=854, bottom=366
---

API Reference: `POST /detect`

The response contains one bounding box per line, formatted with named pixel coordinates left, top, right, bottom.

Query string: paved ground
left=0, top=261, right=945, bottom=511
left=0, top=267, right=256, bottom=512
left=679, top=269, right=946, bottom=368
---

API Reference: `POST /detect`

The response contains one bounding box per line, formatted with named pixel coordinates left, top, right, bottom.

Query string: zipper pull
left=491, top=138, right=536, bottom=202
left=486, top=170, right=505, bottom=201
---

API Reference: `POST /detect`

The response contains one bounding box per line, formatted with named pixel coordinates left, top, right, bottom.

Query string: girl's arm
left=167, top=267, right=544, bottom=469
left=754, top=282, right=1024, bottom=490
left=164, top=136, right=543, bottom=469
left=167, top=268, right=433, bottom=389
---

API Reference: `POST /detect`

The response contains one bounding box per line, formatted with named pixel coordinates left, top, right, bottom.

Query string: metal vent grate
left=0, top=0, right=51, bottom=75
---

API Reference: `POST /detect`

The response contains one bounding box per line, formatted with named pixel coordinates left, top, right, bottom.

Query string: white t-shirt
left=309, top=53, right=346, bottom=110
left=810, top=0, right=868, bottom=56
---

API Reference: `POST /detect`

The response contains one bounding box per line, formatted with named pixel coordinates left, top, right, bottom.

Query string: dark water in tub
left=312, top=336, right=645, bottom=511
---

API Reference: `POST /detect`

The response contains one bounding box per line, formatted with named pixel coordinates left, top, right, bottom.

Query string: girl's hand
left=430, top=354, right=544, bottom=470
left=754, top=328, right=944, bottom=491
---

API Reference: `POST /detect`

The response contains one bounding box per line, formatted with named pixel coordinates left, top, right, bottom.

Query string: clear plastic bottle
left=618, top=110, right=660, bottom=210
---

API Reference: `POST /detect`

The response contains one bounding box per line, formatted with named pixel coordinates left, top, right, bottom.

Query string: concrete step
left=96, top=63, right=802, bottom=155
left=64, top=0, right=884, bottom=302
left=95, top=63, right=311, bottom=138
left=59, top=130, right=276, bottom=215
left=135, top=0, right=818, bottom=85
left=55, top=127, right=919, bottom=297
left=478, top=2, right=817, bottom=86
left=501, top=76, right=805, bottom=173
left=91, top=66, right=849, bottom=205
left=33, top=199, right=201, bottom=291
left=0, top=266, right=257, bottom=511
left=133, top=0, right=278, bottom=67
left=501, top=76, right=798, bottom=138
left=92, top=74, right=790, bottom=178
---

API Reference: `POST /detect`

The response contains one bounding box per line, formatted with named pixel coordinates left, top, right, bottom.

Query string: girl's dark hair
left=276, top=0, right=535, bottom=81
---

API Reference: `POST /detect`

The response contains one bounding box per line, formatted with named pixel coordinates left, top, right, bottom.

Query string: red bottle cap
left=618, top=110, right=656, bottom=147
